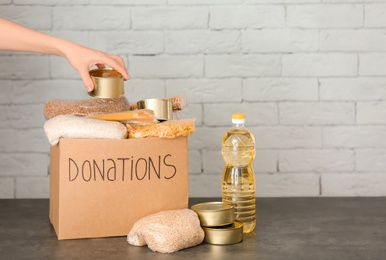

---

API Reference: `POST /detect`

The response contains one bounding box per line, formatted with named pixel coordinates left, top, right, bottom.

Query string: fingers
left=112, top=55, right=130, bottom=80
left=79, top=68, right=94, bottom=92
left=77, top=50, right=129, bottom=92
left=82, top=55, right=128, bottom=92
left=100, top=54, right=130, bottom=80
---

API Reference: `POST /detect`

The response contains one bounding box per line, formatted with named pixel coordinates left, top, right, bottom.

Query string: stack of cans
left=191, top=202, right=243, bottom=245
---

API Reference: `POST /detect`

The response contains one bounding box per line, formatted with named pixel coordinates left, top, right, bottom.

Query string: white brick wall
left=210, top=5, right=285, bottom=29
left=282, top=54, right=358, bottom=77
left=287, top=5, right=363, bottom=28
left=132, top=7, right=208, bottom=29
left=130, top=55, right=204, bottom=78
left=321, top=30, right=386, bottom=52
left=205, top=54, right=281, bottom=77
left=1, top=1, right=386, bottom=198
left=242, top=29, right=319, bottom=53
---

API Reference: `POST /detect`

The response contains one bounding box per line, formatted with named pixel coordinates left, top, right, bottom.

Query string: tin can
left=202, top=221, right=244, bottom=245
left=88, top=68, right=124, bottom=98
left=137, top=99, right=173, bottom=121
left=191, top=202, right=235, bottom=227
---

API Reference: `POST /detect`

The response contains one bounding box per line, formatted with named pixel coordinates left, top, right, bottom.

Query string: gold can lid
left=137, top=98, right=173, bottom=121
left=203, top=221, right=244, bottom=245
left=191, top=202, right=235, bottom=227
left=88, top=68, right=124, bottom=98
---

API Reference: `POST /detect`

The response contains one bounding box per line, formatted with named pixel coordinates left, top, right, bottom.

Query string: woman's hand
left=0, top=18, right=130, bottom=92
left=61, top=42, right=130, bottom=92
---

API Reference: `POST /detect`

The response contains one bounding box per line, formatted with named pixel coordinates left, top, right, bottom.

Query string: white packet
left=43, top=114, right=127, bottom=146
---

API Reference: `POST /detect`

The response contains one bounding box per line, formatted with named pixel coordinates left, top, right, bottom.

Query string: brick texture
left=210, top=5, right=285, bottom=29
left=287, top=5, right=363, bottom=28
left=242, top=29, right=319, bottom=53
left=205, top=54, right=281, bottom=77
left=282, top=54, right=357, bottom=77
left=1, top=1, right=386, bottom=198
left=132, top=7, right=208, bottom=29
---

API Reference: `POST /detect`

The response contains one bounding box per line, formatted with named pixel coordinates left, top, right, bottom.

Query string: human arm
left=0, top=18, right=130, bottom=91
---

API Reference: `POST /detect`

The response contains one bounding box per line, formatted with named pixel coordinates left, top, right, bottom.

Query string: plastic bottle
left=222, top=113, right=256, bottom=233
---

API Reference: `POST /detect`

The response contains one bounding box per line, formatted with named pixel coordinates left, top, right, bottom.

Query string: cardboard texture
left=49, top=137, right=189, bottom=240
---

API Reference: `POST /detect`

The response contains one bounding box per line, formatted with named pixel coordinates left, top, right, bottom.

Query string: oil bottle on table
left=221, top=113, right=256, bottom=233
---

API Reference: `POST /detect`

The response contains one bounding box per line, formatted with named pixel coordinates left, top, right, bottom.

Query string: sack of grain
left=127, top=209, right=204, bottom=253
left=44, top=96, right=131, bottom=120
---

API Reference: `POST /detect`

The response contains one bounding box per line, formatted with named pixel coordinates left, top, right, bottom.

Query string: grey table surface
left=0, top=197, right=385, bottom=260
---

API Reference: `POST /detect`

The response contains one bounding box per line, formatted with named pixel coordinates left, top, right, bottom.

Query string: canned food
left=202, top=221, right=243, bottom=245
left=191, top=202, right=235, bottom=227
left=88, top=68, right=124, bottom=98
left=137, top=99, right=173, bottom=121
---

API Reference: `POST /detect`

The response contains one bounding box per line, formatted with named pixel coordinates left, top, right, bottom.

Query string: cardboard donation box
left=49, top=136, right=189, bottom=240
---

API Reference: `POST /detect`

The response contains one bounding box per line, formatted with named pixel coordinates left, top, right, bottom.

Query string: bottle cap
left=232, top=113, right=245, bottom=124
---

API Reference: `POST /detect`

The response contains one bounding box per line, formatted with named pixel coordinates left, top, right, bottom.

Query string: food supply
left=88, top=68, right=124, bottom=98
left=127, top=209, right=204, bottom=253
left=44, top=114, right=127, bottom=146
left=49, top=136, right=189, bottom=240
left=126, top=119, right=195, bottom=139
left=43, top=96, right=130, bottom=120
left=222, top=113, right=256, bottom=233
left=87, top=109, right=157, bottom=125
